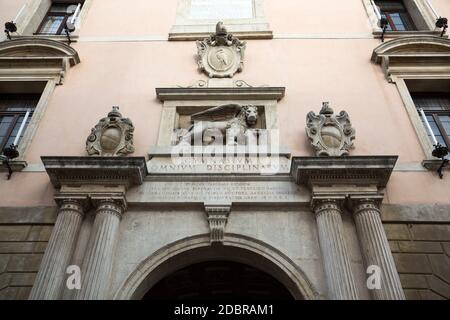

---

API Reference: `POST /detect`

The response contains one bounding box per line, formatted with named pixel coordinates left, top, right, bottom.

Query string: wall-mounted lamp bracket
left=1, top=144, right=19, bottom=180
left=379, top=18, right=388, bottom=42
left=432, top=143, right=449, bottom=179
left=4, top=21, right=17, bottom=40
left=436, top=17, right=448, bottom=37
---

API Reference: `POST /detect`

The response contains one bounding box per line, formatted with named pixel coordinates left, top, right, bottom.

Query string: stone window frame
left=0, top=38, right=80, bottom=171
left=372, top=36, right=450, bottom=170
left=362, top=0, right=444, bottom=39
left=6, top=0, right=93, bottom=43
left=169, top=0, right=272, bottom=41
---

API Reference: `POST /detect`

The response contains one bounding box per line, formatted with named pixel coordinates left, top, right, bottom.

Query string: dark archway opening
left=143, top=260, right=294, bottom=300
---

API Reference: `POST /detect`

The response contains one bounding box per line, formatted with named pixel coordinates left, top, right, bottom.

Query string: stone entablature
left=41, top=156, right=147, bottom=189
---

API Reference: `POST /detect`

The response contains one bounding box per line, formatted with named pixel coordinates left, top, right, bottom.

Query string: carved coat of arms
left=306, top=102, right=356, bottom=156
left=86, top=106, right=135, bottom=156
left=197, top=22, right=246, bottom=78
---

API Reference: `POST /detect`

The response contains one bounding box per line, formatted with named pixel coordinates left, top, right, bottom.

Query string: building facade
left=0, top=0, right=449, bottom=300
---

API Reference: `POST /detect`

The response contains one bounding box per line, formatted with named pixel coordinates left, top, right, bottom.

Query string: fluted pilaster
left=314, top=200, right=359, bottom=300
left=29, top=200, right=84, bottom=300
left=352, top=200, right=405, bottom=300
left=75, top=200, right=123, bottom=300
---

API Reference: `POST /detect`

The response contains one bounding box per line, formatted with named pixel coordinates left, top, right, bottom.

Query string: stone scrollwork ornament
left=197, top=21, right=246, bottom=78
left=306, top=102, right=356, bottom=156
left=86, top=106, right=135, bottom=156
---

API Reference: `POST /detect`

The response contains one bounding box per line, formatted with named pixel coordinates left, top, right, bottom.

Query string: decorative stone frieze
left=306, top=102, right=356, bottom=157
left=86, top=107, right=135, bottom=157
left=204, top=204, right=231, bottom=244
left=197, top=22, right=246, bottom=78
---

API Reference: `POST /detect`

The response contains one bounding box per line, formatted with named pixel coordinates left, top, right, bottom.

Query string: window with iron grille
left=412, top=93, right=450, bottom=150
left=0, top=95, right=39, bottom=152
left=375, top=0, right=416, bottom=31
left=36, top=2, right=83, bottom=35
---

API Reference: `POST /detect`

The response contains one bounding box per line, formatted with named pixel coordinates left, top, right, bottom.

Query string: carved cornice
left=371, top=36, right=450, bottom=81
left=0, top=37, right=80, bottom=84
left=41, top=156, right=148, bottom=188
left=291, top=156, right=398, bottom=188
left=156, top=87, right=285, bottom=101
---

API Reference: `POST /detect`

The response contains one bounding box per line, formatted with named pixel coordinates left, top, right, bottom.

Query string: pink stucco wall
left=1, top=0, right=450, bottom=206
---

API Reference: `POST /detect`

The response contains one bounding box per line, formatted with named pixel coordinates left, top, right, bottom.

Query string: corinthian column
left=29, top=200, right=85, bottom=300
left=352, top=199, right=405, bottom=300
left=75, top=199, right=124, bottom=300
left=314, top=200, right=359, bottom=300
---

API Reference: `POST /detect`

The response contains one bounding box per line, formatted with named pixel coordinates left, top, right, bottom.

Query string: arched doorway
left=114, top=235, right=318, bottom=300
left=143, top=260, right=294, bottom=300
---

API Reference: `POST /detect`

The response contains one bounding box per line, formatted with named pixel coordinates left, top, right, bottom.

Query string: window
left=413, top=93, right=450, bottom=150
left=375, top=0, right=416, bottom=31
left=0, top=95, right=38, bottom=152
left=362, top=0, right=440, bottom=37
left=36, top=2, right=83, bottom=35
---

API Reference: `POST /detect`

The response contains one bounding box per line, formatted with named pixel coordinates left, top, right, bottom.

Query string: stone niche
left=149, top=79, right=291, bottom=175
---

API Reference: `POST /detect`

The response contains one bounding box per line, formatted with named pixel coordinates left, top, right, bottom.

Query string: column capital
left=92, top=197, right=126, bottom=219
left=348, top=196, right=383, bottom=216
left=311, top=197, right=345, bottom=216
left=54, top=196, right=89, bottom=215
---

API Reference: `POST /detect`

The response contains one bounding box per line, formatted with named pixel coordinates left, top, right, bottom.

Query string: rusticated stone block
left=393, top=253, right=432, bottom=274
left=400, top=274, right=428, bottom=289
left=0, top=242, right=36, bottom=254
left=13, top=287, right=32, bottom=300
left=33, top=242, right=48, bottom=253
left=428, top=254, right=450, bottom=284
left=9, top=273, right=36, bottom=287
left=0, top=274, right=10, bottom=290
left=443, top=242, right=450, bottom=257
left=7, top=254, right=43, bottom=272
left=397, top=241, right=443, bottom=253
left=389, top=241, right=400, bottom=252
left=0, top=287, right=19, bottom=300
left=27, top=226, right=53, bottom=241
left=383, top=224, right=410, bottom=240
left=409, top=225, right=450, bottom=241
left=0, top=254, right=9, bottom=273
left=419, top=290, right=445, bottom=300
left=425, top=275, right=450, bottom=299
left=0, top=226, right=30, bottom=241
left=404, top=289, right=421, bottom=300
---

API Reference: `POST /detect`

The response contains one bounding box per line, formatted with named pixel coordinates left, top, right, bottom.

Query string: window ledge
left=373, top=30, right=448, bottom=39
left=422, top=159, right=450, bottom=171
left=11, top=34, right=79, bottom=44
left=0, top=160, right=28, bottom=173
